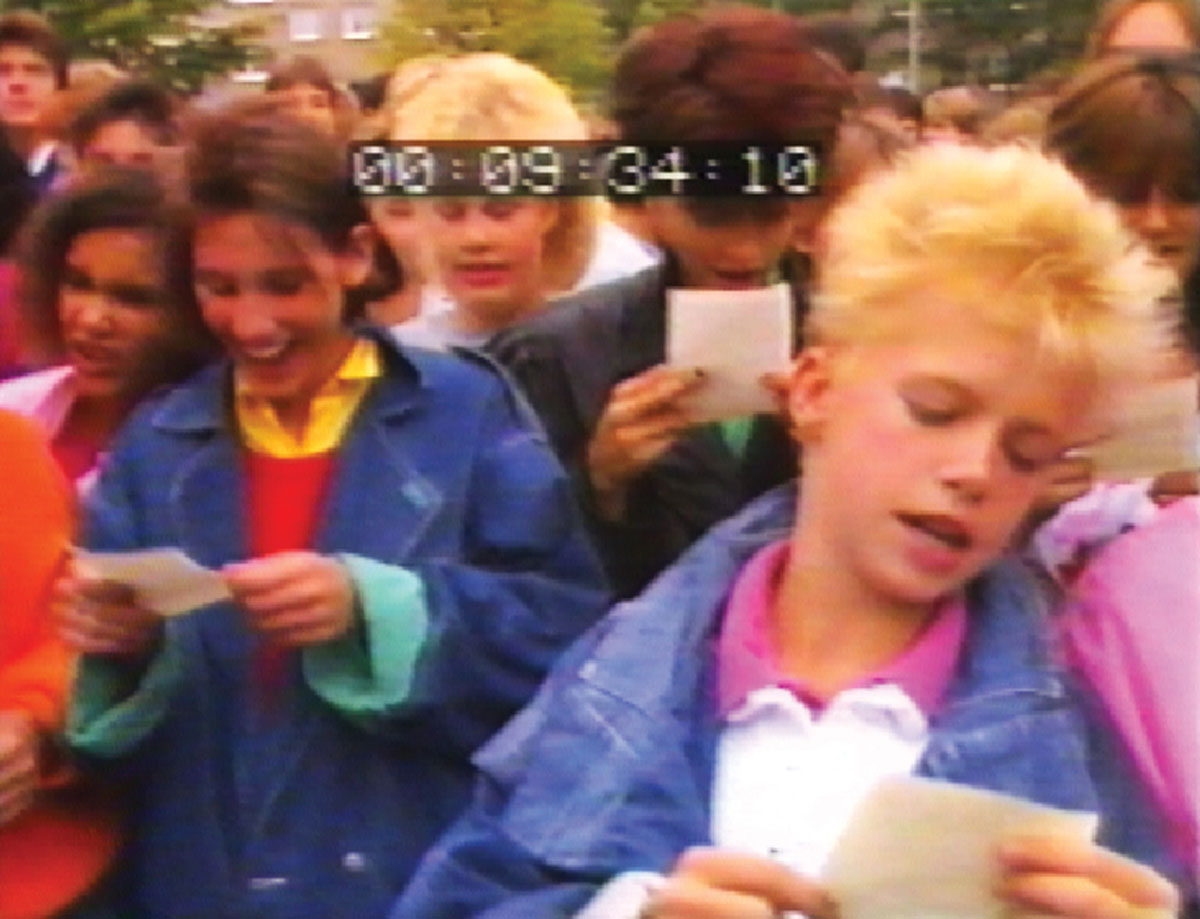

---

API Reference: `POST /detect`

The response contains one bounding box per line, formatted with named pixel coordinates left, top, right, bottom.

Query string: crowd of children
left=0, top=1, right=1196, bottom=918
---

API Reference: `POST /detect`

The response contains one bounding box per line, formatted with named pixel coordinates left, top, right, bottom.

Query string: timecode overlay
left=350, top=141, right=822, bottom=198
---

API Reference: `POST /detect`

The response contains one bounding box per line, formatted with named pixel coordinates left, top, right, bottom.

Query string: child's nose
left=938, top=427, right=997, bottom=502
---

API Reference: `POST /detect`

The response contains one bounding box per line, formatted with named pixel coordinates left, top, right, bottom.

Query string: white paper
left=74, top=547, right=231, bottom=618
left=666, top=283, right=792, bottom=422
left=1085, top=375, right=1199, bottom=481
left=820, top=776, right=1098, bottom=919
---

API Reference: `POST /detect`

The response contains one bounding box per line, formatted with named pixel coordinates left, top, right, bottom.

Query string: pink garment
left=716, top=539, right=967, bottom=717
left=0, top=366, right=98, bottom=493
left=1058, top=497, right=1200, bottom=875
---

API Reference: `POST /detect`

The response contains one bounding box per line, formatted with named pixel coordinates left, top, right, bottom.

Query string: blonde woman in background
left=385, top=53, right=607, bottom=349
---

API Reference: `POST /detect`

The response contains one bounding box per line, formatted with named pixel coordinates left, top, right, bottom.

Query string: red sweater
left=244, top=450, right=337, bottom=697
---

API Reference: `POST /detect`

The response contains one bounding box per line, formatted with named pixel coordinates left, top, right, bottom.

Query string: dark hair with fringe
left=17, top=166, right=218, bottom=377
left=67, top=78, right=180, bottom=154
left=0, top=10, right=68, bottom=87
left=172, top=97, right=371, bottom=322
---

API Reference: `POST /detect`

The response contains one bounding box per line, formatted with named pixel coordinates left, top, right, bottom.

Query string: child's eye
left=433, top=201, right=467, bottom=222
left=482, top=199, right=522, bottom=220
left=1003, top=438, right=1066, bottom=475
left=904, top=396, right=959, bottom=426
left=195, top=277, right=236, bottom=298
left=62, top=266, right=94, bottom=293
left=108, top=284, right=161, bottom=309
left=1003, top=446, right=1045, bottom=474
left=259, top=271, right=306, bottom=297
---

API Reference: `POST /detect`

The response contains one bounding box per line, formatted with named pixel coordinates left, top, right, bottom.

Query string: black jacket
left=488, top=260, right=803, bottom=597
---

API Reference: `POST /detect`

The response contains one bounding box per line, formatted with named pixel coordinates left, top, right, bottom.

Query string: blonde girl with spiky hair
left=393, top=141, right=1188, bottom=919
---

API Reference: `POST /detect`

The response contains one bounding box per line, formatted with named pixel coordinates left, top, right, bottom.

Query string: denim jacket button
left=342, top=851, right=367, bottom=872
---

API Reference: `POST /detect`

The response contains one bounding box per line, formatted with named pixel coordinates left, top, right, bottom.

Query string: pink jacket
left=1058, top=496, right=1200, bottom=877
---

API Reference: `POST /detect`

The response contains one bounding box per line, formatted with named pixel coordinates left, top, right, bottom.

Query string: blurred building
left=220, top=0, right=385, bottom=86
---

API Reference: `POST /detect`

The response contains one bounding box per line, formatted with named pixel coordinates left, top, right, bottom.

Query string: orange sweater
left=0, top=409, right=121, bottom=919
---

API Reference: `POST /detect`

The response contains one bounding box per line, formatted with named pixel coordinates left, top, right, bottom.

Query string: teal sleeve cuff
left=302, top=554, right=430, bottom=719
left=67, top=637, right=185, bottom=758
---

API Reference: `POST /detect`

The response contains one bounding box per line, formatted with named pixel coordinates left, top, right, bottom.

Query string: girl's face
left=790, top=289, right=1094, bottom=613
left=422, top=198, right=558, bottom=333
left=58, top=227, right=171, bottom=404
left=191, top=212, right=370, bottom=415
left=1120, top=187, right=1200, bottom=281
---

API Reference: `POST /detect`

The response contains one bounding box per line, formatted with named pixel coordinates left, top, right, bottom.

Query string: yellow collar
left=234, top=338, right=382, bottom=458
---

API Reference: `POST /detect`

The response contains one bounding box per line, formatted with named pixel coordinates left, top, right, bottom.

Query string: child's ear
left=338, top=223, right=377, bottom=288
left=788, top=346, right=836, bottom=442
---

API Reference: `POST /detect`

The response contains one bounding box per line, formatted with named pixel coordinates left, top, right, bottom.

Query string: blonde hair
left=811, top=143, right=1173, bottom=393
left=385, top=53, right=598, bottom=294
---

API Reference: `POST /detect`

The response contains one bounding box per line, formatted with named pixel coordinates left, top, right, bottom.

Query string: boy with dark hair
left=0, top=9, right=67, bottom=194
left=67, top=78, right=180, bottom=172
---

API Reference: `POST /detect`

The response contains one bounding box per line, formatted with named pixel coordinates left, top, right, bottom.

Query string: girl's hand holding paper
left=222, top=552, right=356, bottom=648
left=54, top=558, right=163, bottom=658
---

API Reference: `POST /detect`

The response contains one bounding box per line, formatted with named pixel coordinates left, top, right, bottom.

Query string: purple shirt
left=716, top=540, right=967, bottom=718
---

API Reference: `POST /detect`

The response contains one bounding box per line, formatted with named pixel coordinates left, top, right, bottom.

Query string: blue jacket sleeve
left=67, top=422, right=182, bottom=759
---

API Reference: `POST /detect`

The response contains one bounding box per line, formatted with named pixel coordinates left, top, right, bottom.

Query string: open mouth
left=235, top=339, right=291, bottom=364
left=897, top=512, right=972, bottom=551
left=67, top=340, right=123, bottom=374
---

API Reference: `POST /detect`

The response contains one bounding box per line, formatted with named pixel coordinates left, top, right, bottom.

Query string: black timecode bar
left=350, top=141, right=823, bottom=198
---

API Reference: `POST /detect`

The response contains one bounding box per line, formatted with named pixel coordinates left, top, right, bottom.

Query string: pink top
left=1058, top=497, right=1199, bottom=874
left=716, top=540, right=967, bottom=718
left=0, top=366, right=99, bottom=493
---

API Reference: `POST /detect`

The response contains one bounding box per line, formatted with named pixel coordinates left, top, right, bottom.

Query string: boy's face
left=0, top=43, right=56, bottom=132
left=790, top=290, right=1096, bottom=608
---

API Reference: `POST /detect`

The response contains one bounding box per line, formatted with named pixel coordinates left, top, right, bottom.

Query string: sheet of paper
left=74, top=547, right=231, bottom=618
left=1085, top=375, right=1199, bottom=481
left=820, top=776, right=1098, bottom=919
left=666, top=283, right=792, bottom=422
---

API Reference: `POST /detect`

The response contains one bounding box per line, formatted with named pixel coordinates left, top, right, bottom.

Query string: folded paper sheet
left=666, top=283, right=792, bottom=422
left=74, top=547, right=231, bottom=618
left=821, top=776, right=1098, bottom=919
left=1086, top=375, right=1199, bottom=481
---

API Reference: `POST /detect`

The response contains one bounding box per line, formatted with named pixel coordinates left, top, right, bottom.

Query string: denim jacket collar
left=147, top=325, right=424, bottom=436
left=133, top=327, right=444, bottom=568
left=480, top=485, right=1096, bottom=875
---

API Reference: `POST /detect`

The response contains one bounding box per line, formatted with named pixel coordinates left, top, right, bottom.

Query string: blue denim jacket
left=66, top=330, right=610, bottom=919
left=392, top=484, right=1182, bottom=919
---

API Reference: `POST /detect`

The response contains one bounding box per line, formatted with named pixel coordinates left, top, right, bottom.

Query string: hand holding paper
left=666, top=283, right=793, bottom=422
left=587, top=364, right=706, bottom=517
left=73, top=547, right=231, bottom=618
left=819, top=776, right=1100, bottom=919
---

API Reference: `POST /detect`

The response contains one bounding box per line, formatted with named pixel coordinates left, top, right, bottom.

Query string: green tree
left=881, top=0, right=1100, bottom=89
left=5, top=0, right=264, bottom=93
left=378, top=0, right=613, bottom=96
